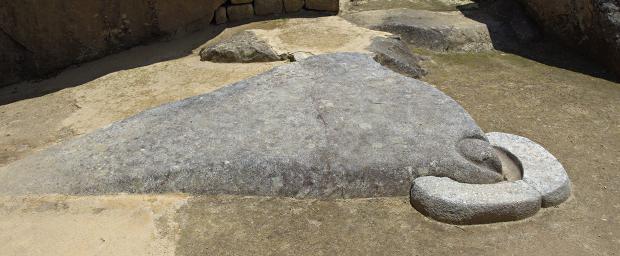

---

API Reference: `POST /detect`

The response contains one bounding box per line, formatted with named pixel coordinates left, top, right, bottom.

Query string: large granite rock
left=486, top=132, right=571, bottom=207
left=517, top=0, right=620, bottom=76
left=0, top=0, right=227, bottom=86
left=0, top=53, right=503, bottom=197
left=411, top=177, right=542, bottom=224
left=200, top=31, right=285, bottom=63
left=345, top=9, right=501, bottom=52
left=368, top=36, right=428, bottom=78
left=410, top=132, right=571, bottom=224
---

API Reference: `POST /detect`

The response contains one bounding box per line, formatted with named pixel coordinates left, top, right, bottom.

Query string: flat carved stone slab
left=0, top=53, right=503, bottom=197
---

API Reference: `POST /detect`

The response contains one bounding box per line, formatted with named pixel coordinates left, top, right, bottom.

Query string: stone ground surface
left=0, top=53, right=505, bottom=197
left=344, top=8, right=499, bottom=52
left=0, top=0, right=619, bottom=255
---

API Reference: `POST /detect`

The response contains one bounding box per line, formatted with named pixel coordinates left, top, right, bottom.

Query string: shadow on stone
left=457, top=0, right=619, bottom=82
left=0, top=10, right=333, bottom=106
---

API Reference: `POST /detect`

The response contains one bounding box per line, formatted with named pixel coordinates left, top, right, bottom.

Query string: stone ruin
left=0, top=0, right=341, bottom=87
left=0, top=52, right=570, bottom=224
left=216, top=0, right=339, bottom=24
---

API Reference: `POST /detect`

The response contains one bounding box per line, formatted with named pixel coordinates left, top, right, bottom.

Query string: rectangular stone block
left=227, top=4, right=254, bottom=22
left=254, top=0, right=284, bottom=16
left=284, top=0, right=305, bottom=13
left=215, top=6, right=228, bottom=24
left=305, top=0, right=339, bottom=12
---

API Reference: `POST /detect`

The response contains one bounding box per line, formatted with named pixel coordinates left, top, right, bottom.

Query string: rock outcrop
left=344, top=5, right=545, bottom=53
left=517, top=0, right=620, bottom=76
left=345, top=9, right=500, bottom=52
left=200, top=31, right=285, bottom=63
left=0, top=53, right=503, bottom=197
left=0, top=0, right=341, bottom=87
left=368, top=37, right=427, bottom=78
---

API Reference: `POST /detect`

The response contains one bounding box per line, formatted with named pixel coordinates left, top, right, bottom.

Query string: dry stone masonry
left=218, top=0, right=340, bottom=24
left=306, top=0, right=340, bottom=12
left=227, top=4, right=256, bottom=22
left=0, top=0, right=340, bottom=87
left=284, top=0, right=306, bottom=12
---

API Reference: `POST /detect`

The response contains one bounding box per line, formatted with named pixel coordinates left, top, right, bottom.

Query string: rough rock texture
left=289, top=51, right=315, bottom=61
left=517, top=0, right=620, bottom=76
left=487, top=132, right=571, bottom=207
left=0, top=53, right=503, bottom=197
left=345, top=9, right=500, bottom=52
left=0, top=0, right=227, bottom=87
left=254, top=0, right=284, bottom=16
left=0, top=29, right=32, bottom=86
left=200, top=31, right=284, bottom=63
left=482, top=0, right=541, bottom=43
left=231, top=0, right=254, bottom=3
left=306, top=0, right=340, bottom=12
left=215, top=6, right=228, bottom=25
left=411, top=177, right=542, bottom=225
left=410, top=132, right=571, bottom=224
left=227, top=4, right=255, bottom=22
left=284, top=0, right=306, bottom=13
left=368, top=37, right=427, bottom=78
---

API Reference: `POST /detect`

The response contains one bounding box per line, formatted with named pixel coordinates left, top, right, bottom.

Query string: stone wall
left=0, top=0, right=339, bottom=87
left=517, top=0, right=620, bottom=76
left=216, top=0, right=339, bottom=24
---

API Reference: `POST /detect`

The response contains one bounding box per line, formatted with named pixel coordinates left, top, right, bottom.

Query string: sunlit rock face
left=0, top=53, right=503, bottom=197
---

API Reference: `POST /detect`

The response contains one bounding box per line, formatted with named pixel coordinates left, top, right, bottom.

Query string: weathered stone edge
left=410, top=177, right=542, bottom=225
left=486, top=132, right=571, bottom=207
left=410, top=132, right=571, bottom=224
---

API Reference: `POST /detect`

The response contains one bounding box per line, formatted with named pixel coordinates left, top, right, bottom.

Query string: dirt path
left=0, top=195, right=188, bottom=256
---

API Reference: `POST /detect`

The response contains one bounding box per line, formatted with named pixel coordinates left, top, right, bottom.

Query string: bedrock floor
left=0, top=0, right=618, bottom=255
